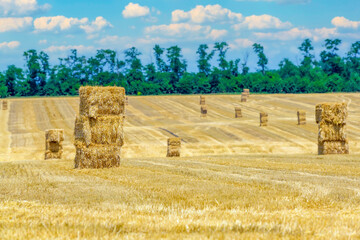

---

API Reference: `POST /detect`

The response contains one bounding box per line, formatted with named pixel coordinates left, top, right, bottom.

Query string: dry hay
left=242, top=89, right=250, bottom=98
left=297, top=110, right=306, bottom=125
left=316, top=103, right=348, bottom=155
left=200, top=96, right=205, bottom=105
left=241, top=93, right=247, bottom=102
left=260, top=112, right=268, bottom=126
left=75, top=86, right=125, bottom=168
left=167, top=137, right=181, bottom=157
left=235, top=107, right=242, bottom=118
left=45, top=129, right=64, bottom=160
left=125, top=96, right=129, bottom=106
left=2, top=100, right=8, bottom=110
left=201, top=105, right=207, bottom=118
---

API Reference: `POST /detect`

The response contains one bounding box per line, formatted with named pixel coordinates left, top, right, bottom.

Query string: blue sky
left=0, top=0, right=359, bottom=72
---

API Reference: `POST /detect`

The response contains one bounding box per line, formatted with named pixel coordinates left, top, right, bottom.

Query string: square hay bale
left=74, top=142, right=121, bottom=168
left=241, top=93, right=247, bottom=102
left=297, top=110, right=306, bottom=125
left=125, top=96, right=129, bottom=106
left=167, top=137, right=181, bottom=157
left=2, top=100, right=7, bottom=110
left=201, top=105, right=207, bottom=117
left=235, top=107, right=242, bottom=118
left=260, top=112, right=268, bottom=126
left=318, top=123, right=347, bottom=142
left=79, top=86, right=126, bottom=118
left=318, top=141, right=349, bottom=155
left=200, top=96, right=206, bottom=105
left=45, top=129, right=64, bottom=160
left=315, top=103, right=347, bottom=125
left=243, top=89, right=250, bottom=94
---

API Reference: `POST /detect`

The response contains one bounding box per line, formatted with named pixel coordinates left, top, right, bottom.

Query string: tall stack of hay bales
left=316, top=103, right=348, bottom=155
left=200, top=96, right=205, bottom=105
left=201, top=105, right=207, bottom=118
left=241, top=93, right=247, bottom=102
left=74, top=86, right=125, bottom=168
left=297, top=110, right=306, bottom=125
left=235, top=107, right=242, bottom=118
left=45, top=129, right=64, bottom=159
left=260, top=112, right=268, bottom=126
left=167, top=137, right=181, bottom=157
left=243, top=89, right=250, bottom=97
left=2, top=100, right=7, bottom=110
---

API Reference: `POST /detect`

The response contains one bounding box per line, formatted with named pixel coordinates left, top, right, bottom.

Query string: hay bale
left=260, top=112, right=268, bottom=126
left=297, top=110, right=306, bottom=125
left=243, top=89, right=250, bottom=94
left=200, top=96, right=205, bottom=105
left=241, top=93, right=247, bottom=102
left=167, top=137, right=181, bottom=157
left=235, top=107, right=242, bottom=118
left=75, top=86, right=125, bottom=169
left=2, top=100, right=7, bottom=110
left=201, top=105, right=207, bottom=118
left=318, top=124, right=347, bottom=142
left=315, top=103, right=347, bottom=125
left=45, top=129, right=64, bottom=160
left=318, top=141, right=349, bottom=155
left=125, top=96, right=129, bottom=106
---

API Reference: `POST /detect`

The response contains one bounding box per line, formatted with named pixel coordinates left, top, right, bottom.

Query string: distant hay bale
left=125, top=96, right=129, bottom=106
left=260, top=112, right=268, bottom=126
left=297, top=110, right=306, bottom=125
left=243, top=89, right=250, bottom=98
left=2, top=100, right=7, bottom=110
left=167, top=137, right=181, bottom=157
left=201, top=105, right=207, bottom=118
left=200, top=96, right=205, bottom=105
left=45, top=129, right=64, bottom=160
left=74, top=86, right=125, bottom=168
left=241, top=93, right=247, bottom=102
left=316, top=103, right=348, bottom=155
left=235, top=107, right=242, bottom=118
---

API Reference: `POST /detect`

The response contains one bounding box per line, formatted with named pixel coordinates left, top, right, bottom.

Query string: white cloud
left=145, top=23, right=211, bottom=37
left=122, top=2, right=150, bottom=18
left=254, top=27, right=338, bottom=41
left=0, top=0, right=50, bottom=16
left=172, top=4, right=242, bottom=24
left=38, top=39, right=47, bottom=44
left=43, top=45, right=94, bottom=53
left=207, top=29, right=228, bottom=40
left=331, top=17, right=360, bottom=29
left=0, top=41, right=20, bottom=49
left=34, top=16, right=111, bottom=34
left=79, top=16, right=112, bottom=34
left=233, top=14, right=292, bottom=30
left=229, top=38, right=254, bottom=49
left=0, top=17, right=32, bottom=32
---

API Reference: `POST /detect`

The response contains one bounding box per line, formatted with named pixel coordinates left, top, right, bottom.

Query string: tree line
left=0, top=38, right=359, bottom=97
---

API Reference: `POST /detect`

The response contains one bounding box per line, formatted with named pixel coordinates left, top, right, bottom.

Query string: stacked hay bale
left=2, top=100, right=7, bottom=110
left=260, top=112, right=268, bottom=126
left=167, top=137, right=181, bottom=157
left=201, top=105, right=207, bottom=118
left=235, top=107, right=242, bottom=118
left=200, top=96, right=205, bottom=105
left=74, top=86, right=125, bottom=168
left=125, top=96, right=129, bottom=106
left=45, top=129, right=64, bottom=159
left=297, top=110, right=306, bottom=125
left=316, top=103, right=348, bottom=155
left=241, top=93, right=247, bottom=102
left=243, top=89, right=250, bottom=97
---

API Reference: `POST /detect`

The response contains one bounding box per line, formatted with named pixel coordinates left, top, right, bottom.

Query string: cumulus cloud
left=233, top=14, right=292, bottom=30
left=122, top=2, right=150, bottom=18
left=145, top=23, right=211, bottom=37
left=0, top=0, right=50, bottom=16
left=34, top=16, right=111, bottom=34
left=43, top=45, right=94, bottom=53
left=331, top=16, right=360, bottom=29
left=207, top=29, right=228, bottom=40
left=254, top=27, right=338, bottom=41
left=0, top=41, right=20, bottom=49
left=172, top=4, right=242, bottom=24
left=229, top=38, right=254, bottom=49
left=0, top=17, right=32, bottom=32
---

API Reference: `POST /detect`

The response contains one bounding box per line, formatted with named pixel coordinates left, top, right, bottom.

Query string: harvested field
left=1, top=93, right=360, bottom=238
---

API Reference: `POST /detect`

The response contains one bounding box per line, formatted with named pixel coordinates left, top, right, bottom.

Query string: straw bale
left=167, top=137, right=181, bottom=157
left=318, top=123, right=347, bottom=142
left=318, top=141, right=349, bottom=155
left=241, top=94, right=247, bottom=102
left=74, top=116, right=91, bottom=146
left=89, top=116, right=124, bottom=145
left=79, top=86, right=125, bottom=118
left=243, top=89, right=250, bottom=94
left=201, top=105, right=207, bottom=117
left=2, top=100, right=7, bottom=110
left=235, top=107, right=242, bottom=118
left=125, top=96, right=129, bottom=106
left=45, top=129, right=64, bottom=160
left=200, top=96, right=206, bottom=105
left=74, top=142, right=121, bottom=168
left=46, top=129, right=64, bottom=143
left=260, top=112, right=268, bottom=126
left=297, top=110, right=306, bottom=125
left=45, top=150, right=63, bottom=159
left=315, top=103, right=347, bottom=125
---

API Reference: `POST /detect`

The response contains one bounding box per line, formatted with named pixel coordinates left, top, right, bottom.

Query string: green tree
left=153, top=45, right=168, bottom=73
left=124, top=47, right=144, bottom=94
left=196, top=44, right=214, bottom=76
left=0, top=72, right=8, bottom=97
left=214, top=42, right=229, bottom=71
left=5, top=65, right=24, bottom=96
left=166, top=45, right=187, bottom=92
left=252, top=43, right=268, bottom=75
left=320, top=39, right=344, bottom=75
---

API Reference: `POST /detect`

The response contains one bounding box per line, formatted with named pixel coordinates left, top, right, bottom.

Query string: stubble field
left=1, top=93, right=360, bottom=239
